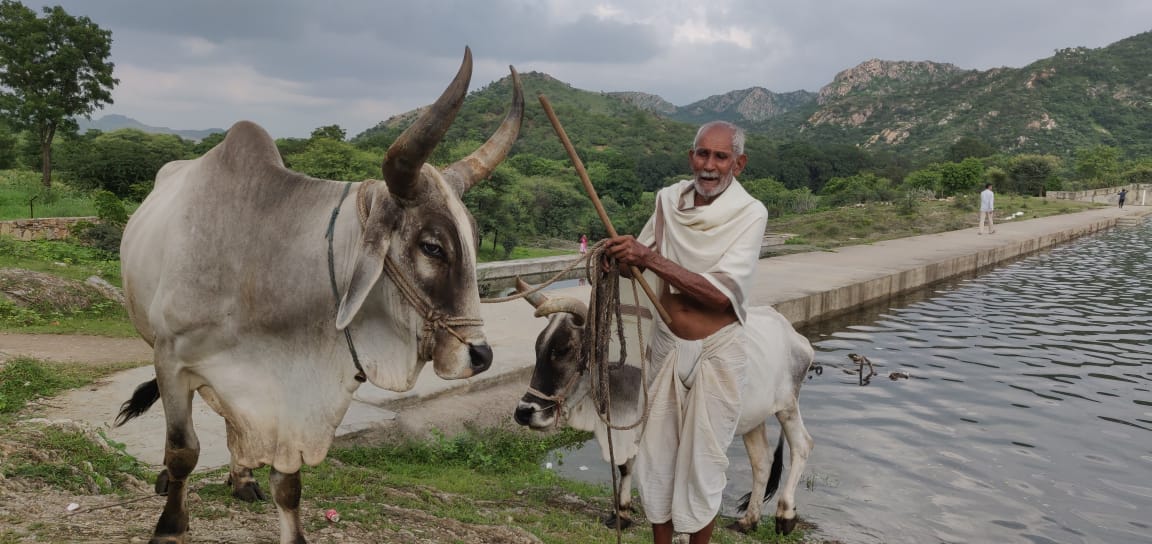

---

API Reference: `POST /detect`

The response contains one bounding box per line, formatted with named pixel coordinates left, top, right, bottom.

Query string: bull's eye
left=551, top=345, right=570, bottom=358
left=420, top=242, right=445, bottom=259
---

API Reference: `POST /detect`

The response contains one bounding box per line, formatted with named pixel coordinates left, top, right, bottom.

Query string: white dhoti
left=635, top=318, right=748, bottom=533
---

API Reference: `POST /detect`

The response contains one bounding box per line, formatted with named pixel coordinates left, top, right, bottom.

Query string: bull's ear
left=336, top=232, right=391, bottom=330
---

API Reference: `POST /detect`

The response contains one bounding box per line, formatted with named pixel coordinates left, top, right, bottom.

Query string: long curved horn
left=442, top=66, right=524, bottom=195
left=534, top=297, right=588, bottom=327
left=515, top=277, right=549, bottom=309
left=382, top=47, right=473, bottom=203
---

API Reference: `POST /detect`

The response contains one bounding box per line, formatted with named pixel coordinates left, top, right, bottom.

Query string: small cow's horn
left=534, top=297, right=588, bottom=327
left=515, top=277, right=549, bottom=309
left=382, top=47, right=473, bottom=203
left=442, top=66, right=524, bottom=195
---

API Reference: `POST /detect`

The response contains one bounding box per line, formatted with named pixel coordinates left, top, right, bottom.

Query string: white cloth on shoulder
left=636, top=178, right=768, bottom=323
left=634, top=319, right=747, bottom=533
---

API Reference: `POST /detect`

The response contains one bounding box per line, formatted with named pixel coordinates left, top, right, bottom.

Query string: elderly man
left=605, top=121, right=768, bottom=543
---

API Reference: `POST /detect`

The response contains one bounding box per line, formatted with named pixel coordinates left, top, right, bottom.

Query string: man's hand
left=601, top=235, right=650, bottom=275
left=606, top=234, right=652, bottom=265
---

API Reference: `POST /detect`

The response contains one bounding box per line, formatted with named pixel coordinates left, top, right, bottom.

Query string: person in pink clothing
left=579, top=234, right=588, bottom=255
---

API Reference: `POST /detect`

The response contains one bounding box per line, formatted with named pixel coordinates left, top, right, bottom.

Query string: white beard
left=694, top=172, right=734, bottom=199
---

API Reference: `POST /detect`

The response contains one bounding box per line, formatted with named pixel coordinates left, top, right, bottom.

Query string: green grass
left=477, top=244, right=573, bottom=262
left=0, top=236, right=121, bottom=284
left=767, top=195, right=1101, bottom=249
left=0, top=358, right=815, bottom=543
left=0, top=357, right=138, bottom=414
left=2, top=424, right=152, bottom=494
left=186, top=427, right=809, bottom=543
left=0, top=170, right=98, bottom=220
left=0, top=358, right=149, bottom=496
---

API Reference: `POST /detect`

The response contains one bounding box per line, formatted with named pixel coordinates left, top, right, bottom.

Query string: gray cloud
left=19, top=0, right=1152, bottom=137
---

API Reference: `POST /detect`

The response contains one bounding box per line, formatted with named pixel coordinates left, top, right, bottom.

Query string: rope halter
left=357, top=181, right=486, bottom=362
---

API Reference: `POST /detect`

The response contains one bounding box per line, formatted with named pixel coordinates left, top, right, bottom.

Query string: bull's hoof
left=775, top=515, right=798, bottom=535
left=601, top=512, right=633, bottom=530
left=232, top=481, right=267, bottom=502
left=154, top=469, right=169, bottom=496
left=726, top=520, right=757, bottom=534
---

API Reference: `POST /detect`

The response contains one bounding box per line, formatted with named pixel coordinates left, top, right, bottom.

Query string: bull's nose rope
left=382, top=257, right=484, bottom=360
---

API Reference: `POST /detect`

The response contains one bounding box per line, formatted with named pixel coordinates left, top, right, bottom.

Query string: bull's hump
left=215, top=120, right=285, bottom=172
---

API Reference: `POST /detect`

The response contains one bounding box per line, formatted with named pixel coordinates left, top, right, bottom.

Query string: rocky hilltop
left=677, top=87, right=817, bottom=123
left=606, top=91, right=678, bottom=115
left=816, top=59, right=969, bottom=104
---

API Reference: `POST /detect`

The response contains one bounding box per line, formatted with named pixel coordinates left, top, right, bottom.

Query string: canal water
left=547, top=219, right=1152, bottom=544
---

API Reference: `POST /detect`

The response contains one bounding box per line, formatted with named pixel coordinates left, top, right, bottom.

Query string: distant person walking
left=1118, top=188, right=1128, bottom=209
left=579, top=233, right=588, bottom=255
left=978, top=183, right=995, bottom=235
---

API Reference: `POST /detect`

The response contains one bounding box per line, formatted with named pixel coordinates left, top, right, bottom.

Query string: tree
left=0, top=119, right=16, bottom=168
left=819, top=173, right=896, bottom=207
left=902, top=166, right=943, bottom=196
left=1073, top=145, right=1120, bottom=183
left=310, top=124, right=346, bottom=141
left=938, top=158, right=985, bottom=197
left=1008, top=154, right=1060, bottom=196
left=56, top=129, right=188, bottom=198
left=283, top=138, right=378, bottom=181
left=947, top=136, right=995, bottom=162
left=0, top=1, right=118, bottom=187
left=191, top=131, right=226, bottom=155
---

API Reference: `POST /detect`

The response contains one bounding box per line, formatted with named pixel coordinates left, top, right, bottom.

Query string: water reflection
left=551, top=220, right=1152, bottom=544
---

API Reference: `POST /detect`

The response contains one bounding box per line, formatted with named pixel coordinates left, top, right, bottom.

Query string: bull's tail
left=114, top=379, right=160, bottom=427
left=737, top=429, right=785, bottom=512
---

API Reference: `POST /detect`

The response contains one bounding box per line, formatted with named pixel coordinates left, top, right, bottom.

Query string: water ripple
left=555, top=221, right=1152, bottom=544
left=781, top=220, right=1152, bottom=543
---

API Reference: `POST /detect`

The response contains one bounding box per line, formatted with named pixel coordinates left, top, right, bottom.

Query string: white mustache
left=698, top=171, right=720, bottom=180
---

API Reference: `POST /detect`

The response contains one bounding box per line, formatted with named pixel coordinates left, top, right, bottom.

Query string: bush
left=72, top=221, right=123, bottom=254
left=91, top=190, right=127, bottom=225
left=820, top=173, right=895, bottom=207
left=952, top=193, right=978, bottom=211
left=56, top=129, right=188, bottom=197
left=897, top=188, right=935, bottom=215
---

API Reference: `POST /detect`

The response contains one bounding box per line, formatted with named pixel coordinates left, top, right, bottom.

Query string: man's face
left=689, top=126, right=747, bottom=199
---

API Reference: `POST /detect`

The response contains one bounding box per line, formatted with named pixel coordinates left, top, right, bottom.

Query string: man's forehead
left=694, top=127, right=735, bottom=151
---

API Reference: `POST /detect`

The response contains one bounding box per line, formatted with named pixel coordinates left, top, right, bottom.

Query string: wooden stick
left=538, top=94, right=672, bottom=325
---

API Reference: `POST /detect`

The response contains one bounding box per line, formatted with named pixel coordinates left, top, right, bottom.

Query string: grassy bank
left=0, top=358, right=816, bottom=543
left=766, top=195, right=1101, bottom=249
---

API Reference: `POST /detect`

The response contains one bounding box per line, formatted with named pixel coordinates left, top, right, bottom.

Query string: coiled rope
left=584, top=242, right=652, bottom=540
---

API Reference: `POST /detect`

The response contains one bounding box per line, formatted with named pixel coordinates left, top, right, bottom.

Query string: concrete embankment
left=753, top=206, right=1150, bottom=327
left=22, top=205, right=1150, bottom=469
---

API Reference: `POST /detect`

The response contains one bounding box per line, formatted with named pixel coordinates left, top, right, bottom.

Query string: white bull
left=512, top=280, right=815, bottom=535
left=115, top=48, right=523, bottom=544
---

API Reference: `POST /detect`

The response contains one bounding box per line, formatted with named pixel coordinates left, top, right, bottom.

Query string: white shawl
left=637, top=179, right=768, bottom=323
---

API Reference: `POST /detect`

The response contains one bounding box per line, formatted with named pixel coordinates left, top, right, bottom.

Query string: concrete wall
left=478, top=235, right=790, bottom=292
left=769, top=215, right=1140, bottom=328
left=1046, top=184, right=1151, bottom=206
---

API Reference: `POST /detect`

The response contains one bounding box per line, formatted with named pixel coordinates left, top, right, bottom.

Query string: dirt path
left=0, top=333, right=549, bottom=543
left=0, top=333, right=154, bottom=365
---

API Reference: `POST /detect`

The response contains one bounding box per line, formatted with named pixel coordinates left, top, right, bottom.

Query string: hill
left=759, top=31, right=1152, bottom=159
left=75, top=114, right=225, bottom=142
left=646, top=31, right=1152, bottom=161
left=360, top=30, right=1152, bottom=167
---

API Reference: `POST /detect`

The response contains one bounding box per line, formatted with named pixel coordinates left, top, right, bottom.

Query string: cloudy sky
left=23, top=0, right=1152, bottom=138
